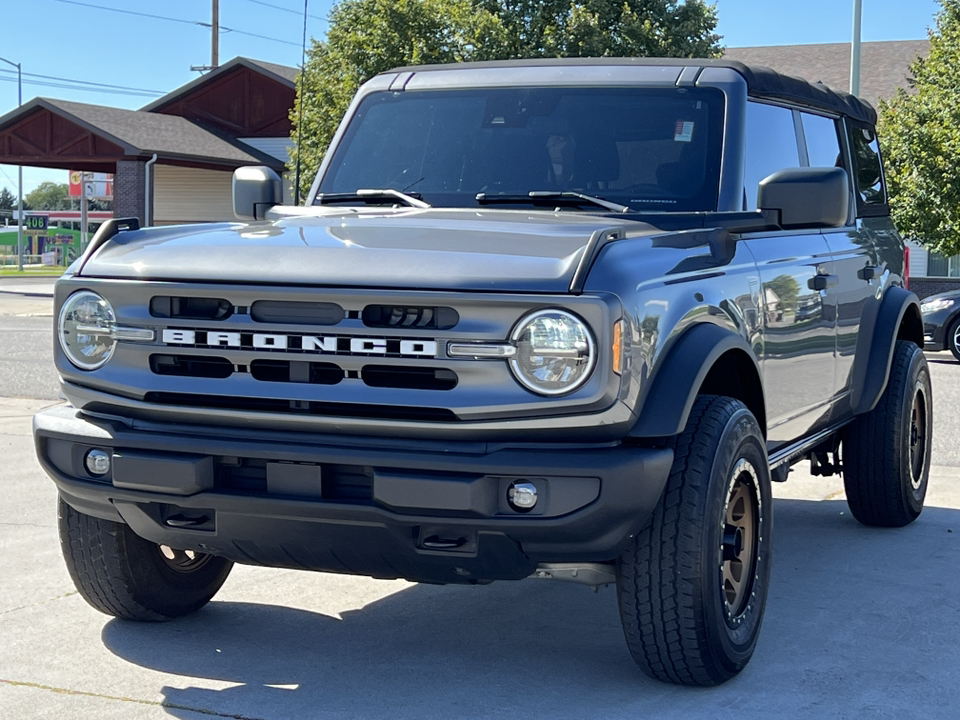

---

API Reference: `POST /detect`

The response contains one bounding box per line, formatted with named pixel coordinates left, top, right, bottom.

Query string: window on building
left=928, top=252, right=960, bottom=278
left=743, top=102, right=801, bottom=210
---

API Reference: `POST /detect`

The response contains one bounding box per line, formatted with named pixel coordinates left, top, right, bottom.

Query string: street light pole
left=0, top=56, right=23, bottom=271
left=851, top=0, right=863, bottom=96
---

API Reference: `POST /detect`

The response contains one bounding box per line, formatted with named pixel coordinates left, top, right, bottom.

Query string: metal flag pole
left=851, top=0, right=863, bottom=96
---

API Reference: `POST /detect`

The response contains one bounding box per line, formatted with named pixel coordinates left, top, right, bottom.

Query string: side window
left=743, top=102, right=801, bottom=210
left=801, top=113, right=842, bottom=168
left=847, top=123, right=887, bottom=209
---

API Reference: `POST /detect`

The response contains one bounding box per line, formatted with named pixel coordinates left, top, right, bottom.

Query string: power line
left=238, top=0, right=325, bottom=22
left=0, top=75, right=160, bottom=98
left=52, top=0, right=300, bottom=47
left=52, top=0, right=198, bottom=26
left=0, top=67, right=164, bottom=95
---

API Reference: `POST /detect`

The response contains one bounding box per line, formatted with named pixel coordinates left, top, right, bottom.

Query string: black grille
left=151, top=296, right=233, bottom=320
left=250, top=359, right=344, bottom=385
left=361, top=365, right=458, bottom=390
left=251, top=301, right=344, bottom=325
left=362, top=305, right=459, bottom=329
left=144, top=392, right=459, bottom=421
left=150, top=354, right=233, bottom=379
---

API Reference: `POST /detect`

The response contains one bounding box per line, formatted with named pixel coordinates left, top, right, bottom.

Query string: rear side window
left=848, top=123, right=887, bottom=212
left=743, top=102, right=801, bottom=210
left=801, top=113, right=842, bottom=168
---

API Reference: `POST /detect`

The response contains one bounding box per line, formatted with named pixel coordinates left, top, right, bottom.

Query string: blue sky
left=0, top=0, right=942, bottom=196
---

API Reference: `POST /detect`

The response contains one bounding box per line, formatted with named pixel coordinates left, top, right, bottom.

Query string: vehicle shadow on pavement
left=101, top=498, right=960, bottom=720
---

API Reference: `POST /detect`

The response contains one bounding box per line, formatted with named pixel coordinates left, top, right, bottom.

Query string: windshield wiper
left=475, top=191, right=630, bottom=213
left=316, top=188, right=431, bottom=208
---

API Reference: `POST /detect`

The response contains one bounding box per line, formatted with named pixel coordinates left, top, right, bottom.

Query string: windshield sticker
left=674, top=121, right=695, bottom=143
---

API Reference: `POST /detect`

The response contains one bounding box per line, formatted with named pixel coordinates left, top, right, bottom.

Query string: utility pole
left=190, top=0, right=220, bottom=74
left=212, top=0, right=219, bottom=68
left=0, top=56, right=23, bottom=271
left=851, top=0, right=863, bottom=96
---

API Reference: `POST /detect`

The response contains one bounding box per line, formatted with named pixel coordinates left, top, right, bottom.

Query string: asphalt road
left=2, top=289, right=960, bottom=718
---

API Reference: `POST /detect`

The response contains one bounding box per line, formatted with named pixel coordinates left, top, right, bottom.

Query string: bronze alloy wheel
left=720, top=459, right=760, bottom=622
left=158, top=545, right=215, bottom=573
left=909, top=381, right=929, bottom=490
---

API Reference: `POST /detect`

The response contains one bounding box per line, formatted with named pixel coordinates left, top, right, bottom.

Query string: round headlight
left=59, top=291, right=117, bottom=370
left=509, top=310, right=596, bottom=395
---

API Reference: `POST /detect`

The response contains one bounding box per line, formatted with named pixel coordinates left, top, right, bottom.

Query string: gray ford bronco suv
left=35, top=59, right=932, bottom=686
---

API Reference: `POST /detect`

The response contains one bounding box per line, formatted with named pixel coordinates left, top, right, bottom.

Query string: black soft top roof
left=386, top=57, right=877, bottom=125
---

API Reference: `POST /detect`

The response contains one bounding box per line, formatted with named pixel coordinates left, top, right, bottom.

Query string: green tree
left=24, top=182, right=71, bottom=211
left=289, top=0, right=722, bottom=199
left=879, top=0, right=960, bottom=257
left=0, top=187, right=15, bottom=213
left=474, top=0, right=721, bottom=59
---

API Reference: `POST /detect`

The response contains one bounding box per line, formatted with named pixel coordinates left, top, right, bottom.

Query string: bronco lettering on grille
left=161, top=329, right=438, bottom=357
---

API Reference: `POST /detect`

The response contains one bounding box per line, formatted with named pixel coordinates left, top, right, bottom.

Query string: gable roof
left=0, top=97, right=282, bottom=168
left=141, top=56, right=297, bottom=113
left=723, top=40, right=930, bottom=108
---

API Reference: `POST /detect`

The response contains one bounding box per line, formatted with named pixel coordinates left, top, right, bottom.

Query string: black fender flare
left=629, top=322, right=763, bottom=438
left=850, top=286, right=923, bottom=415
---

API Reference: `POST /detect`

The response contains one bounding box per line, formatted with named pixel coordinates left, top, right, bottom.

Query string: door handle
left=858, top=265, right=877, bottom=282
left=809, top=274, right=838, bottom=291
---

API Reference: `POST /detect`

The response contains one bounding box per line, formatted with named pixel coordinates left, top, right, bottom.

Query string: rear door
left=805, top=115, right=898, bottom=404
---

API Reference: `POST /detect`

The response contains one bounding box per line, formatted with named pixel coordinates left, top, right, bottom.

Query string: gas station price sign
left=24, top=215, right=48, bottom=234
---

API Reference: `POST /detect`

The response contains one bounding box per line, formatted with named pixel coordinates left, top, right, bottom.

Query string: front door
left=742, top=232, right=836, bottom=446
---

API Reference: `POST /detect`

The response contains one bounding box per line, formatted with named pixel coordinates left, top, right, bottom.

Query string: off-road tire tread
left=617, top=395, right=742, bottom=686
left=843, top=340, right=928, bottom=527
left=58, top=498, right=230, bottom=621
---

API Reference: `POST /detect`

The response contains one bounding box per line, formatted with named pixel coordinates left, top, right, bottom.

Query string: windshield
left=316, top=86, right=725, bottom=212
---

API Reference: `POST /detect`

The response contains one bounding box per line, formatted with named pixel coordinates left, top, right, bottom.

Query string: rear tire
left=58, top=497, right=232, bottom=621
left=616, top=396, right=772, bottom=686
left=843, top=340, right=932, bottom=527
left=947, top=316, right=960, bottom=362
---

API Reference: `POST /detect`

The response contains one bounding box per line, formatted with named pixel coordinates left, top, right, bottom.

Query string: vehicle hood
left=80, top=208, right=650, bottom=293
left=920, top=289, right=960, bottom=307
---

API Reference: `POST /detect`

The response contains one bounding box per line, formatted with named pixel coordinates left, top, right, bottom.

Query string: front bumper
left=35, top=406, right=673, bottom=585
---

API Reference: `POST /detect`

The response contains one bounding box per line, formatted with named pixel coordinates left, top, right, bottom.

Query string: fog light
left=508, top=481, right=538, bottom=511
left=85, top=449, right=111, bottom=476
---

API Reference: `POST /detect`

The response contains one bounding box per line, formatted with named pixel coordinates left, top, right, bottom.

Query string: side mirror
left=757, top=167, right=849, bottom=229
left=233, top=166, right=282, bottom=221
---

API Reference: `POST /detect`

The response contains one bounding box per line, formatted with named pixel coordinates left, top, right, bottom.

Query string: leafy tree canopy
left=24, top=182, right=72, bottom=211
left=289, top=0, right=722, bottom=199
left=879, top=0, right=960, bottom=256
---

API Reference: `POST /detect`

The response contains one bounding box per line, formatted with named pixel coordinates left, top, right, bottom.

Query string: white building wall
left=239, top=137, right=293, bottom=164
left=153, top=165, right=236, bottom=224
left=905, top=239, right=928, bottom=278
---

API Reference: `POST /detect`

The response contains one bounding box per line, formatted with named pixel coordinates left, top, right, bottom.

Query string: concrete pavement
left=2, top=394, right=960, bottom=718
left=2, top=287, right=960, bottom=717
left=0, top=276, right=57, bottom=298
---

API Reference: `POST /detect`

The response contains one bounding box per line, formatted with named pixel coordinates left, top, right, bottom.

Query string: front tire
left=843, top=340, right=932, bottom=527
left=616, top=396, right=772, bottom=686
left=58, top=497, right=233, bottom=621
